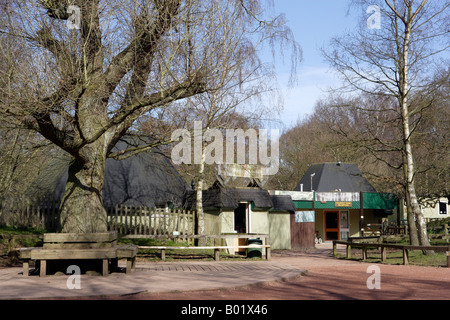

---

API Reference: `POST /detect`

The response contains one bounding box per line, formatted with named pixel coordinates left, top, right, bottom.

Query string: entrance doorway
left=234, top=203, right=248, bottom=233
left=234, top=202, right=249, bottom=254
left=324, top=211, right=339, bottom=241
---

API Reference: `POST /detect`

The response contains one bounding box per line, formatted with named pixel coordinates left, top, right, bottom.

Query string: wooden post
left=152, top=208, right=157, bottom=236
left=126, top=258, right=134, bottom=273
left=362, top=247, right=367, bottom=261
left=333, top=241, right=337, bottom=257
left=163, top=209, right=167, bottom=235
left=346, top=244, right=352, bottom=259
left=266, top=236, right=271, bottom=260
left=114, top=205, right=118, bottom=233
left=381, top=246, right=386, bottom=262
left=138, top=207, right=143, bottom=235
left=23, top=261, right=29, bottom=277
left=181, top=210, right=186, bottom=242
left=102, top=259, right=109, bottom=276
left=445, top=224, right=448, bottom=243
left=40, top=260, right=47, bottom=277
left=403, top=248, right=409, bottom=265
left=446, top=251, right=450, bottom=268
left=7, top=237, right=12, bottom=254
left=161, top=248, right=166, bottom=261
left=214, top=248, right=220, bottom=261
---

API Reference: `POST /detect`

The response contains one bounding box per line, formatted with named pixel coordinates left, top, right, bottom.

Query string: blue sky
left=267, top=0, right=357, bottom=129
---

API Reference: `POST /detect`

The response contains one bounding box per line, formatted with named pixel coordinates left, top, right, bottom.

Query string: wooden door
left=324, top=211, right=339, bottom=241
left=290, top=212, right=315, bottom=249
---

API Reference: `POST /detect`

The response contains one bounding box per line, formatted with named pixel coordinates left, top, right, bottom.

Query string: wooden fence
left=0, top=197, right=59, bottom=231
left=106, top=206, right=195, bottom=237
left=0, top=198, right=195, bottom=237
left=333, top=240, right=450, bottom=267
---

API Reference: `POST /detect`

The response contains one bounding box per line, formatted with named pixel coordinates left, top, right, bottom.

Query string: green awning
left=294, top=200, right=313, bottom=209
left=363, top=193, right=398, bottom=210
left=293, top=193, right=398, bottom=210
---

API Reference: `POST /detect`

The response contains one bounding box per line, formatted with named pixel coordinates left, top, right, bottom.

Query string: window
left=439, top=202, right=448, bottom=215
left=340, top=211, right=349, bottom=240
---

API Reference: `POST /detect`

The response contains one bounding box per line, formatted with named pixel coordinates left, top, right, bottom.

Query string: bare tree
left=0, top=0, right=298, bottom=233
left=185, top=85, right=280, bottom=243
left=323, top=0, right=449, bottom=247
left=161, top=34, right=295, bottom=242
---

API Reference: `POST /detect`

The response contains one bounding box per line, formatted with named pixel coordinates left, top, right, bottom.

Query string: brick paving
left=0, top=260, right=304, bottom=300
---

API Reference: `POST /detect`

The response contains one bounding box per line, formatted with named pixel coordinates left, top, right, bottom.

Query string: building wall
left=204, top=209, right=221, bottom=236
left=349, top=210, right=361, bottom=238
left=250, top=211, right=269, bottom=255
left=251, top=210, right=270, bottom=234
left=394, top=198, right=449, bottom=221
left=208, top=206, right=390, bottom=247
left=268, top=213, right=291, bottom=250
left=220, top=210, right=235, bottom=234
left=314, top=211, right=324, bottom=240
left=421, top=198, right=449, bottom=220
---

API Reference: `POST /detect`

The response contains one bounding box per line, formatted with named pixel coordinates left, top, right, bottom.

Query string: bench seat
left=20, top=246, right=138, bottom=277
left=19, top=232, right=138, bottom=277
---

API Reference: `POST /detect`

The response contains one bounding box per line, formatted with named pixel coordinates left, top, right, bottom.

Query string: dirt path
left=102, top=244, right=450, bottom=300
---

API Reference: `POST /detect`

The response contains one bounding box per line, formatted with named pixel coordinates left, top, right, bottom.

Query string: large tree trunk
left=403, top=154, right=419, bottom=246
left=405, top=195, right=419, bottom=246
left=399, top=18, right=431, bottom=250
left=404, top=159, right=430, bottom=247
left=404, top=153, right=433, bottom=251
left=59, top=141, right=108, bottom=233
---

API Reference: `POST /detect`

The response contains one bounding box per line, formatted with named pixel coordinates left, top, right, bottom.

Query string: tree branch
left=104, top=0, right=182, bottom=96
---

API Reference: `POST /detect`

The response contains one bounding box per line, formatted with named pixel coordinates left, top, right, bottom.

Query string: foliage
left=427, top=217, right=450, bottom=234
left=0, top=225, right=46, bottom=235
left=0, top=225, right=45, bottom=256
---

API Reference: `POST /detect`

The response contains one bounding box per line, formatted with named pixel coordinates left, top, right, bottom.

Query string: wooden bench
left=139, top=245, right=271, bottom=261
left=333, top=240, right=450, bottom=266
left=115, top=244, right=138, bottom=274
left=19, top=231, right=137, bottom=276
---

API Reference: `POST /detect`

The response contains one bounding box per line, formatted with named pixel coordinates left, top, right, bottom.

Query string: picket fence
left=107, top=205, right=196, bottom=237
left=0, top=198, right=196, bottom=237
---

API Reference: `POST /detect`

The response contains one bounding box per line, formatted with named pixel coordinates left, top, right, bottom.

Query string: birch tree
left=323, top=0, right=449, bottom=247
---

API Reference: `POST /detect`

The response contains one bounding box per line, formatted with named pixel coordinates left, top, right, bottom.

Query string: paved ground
left=1, top=243, right=449, bottom=300
left=0, top=260, right=304, bottom=300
